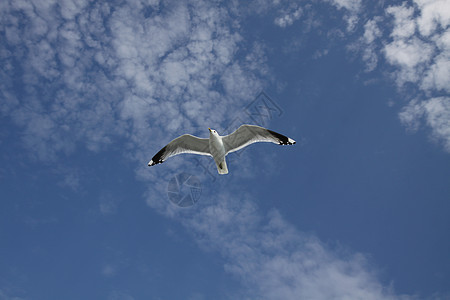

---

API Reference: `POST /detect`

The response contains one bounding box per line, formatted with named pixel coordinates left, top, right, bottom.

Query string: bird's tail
left=216, top=160, right=228, bottom=175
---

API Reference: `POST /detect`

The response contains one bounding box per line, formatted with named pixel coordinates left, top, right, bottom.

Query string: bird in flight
left=148, top=124, right=296, bottom=174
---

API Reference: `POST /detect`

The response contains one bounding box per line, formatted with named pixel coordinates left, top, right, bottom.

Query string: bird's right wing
left=148, top=134, right=211, bottom=166
left=222, top=124, right=296, bottom=155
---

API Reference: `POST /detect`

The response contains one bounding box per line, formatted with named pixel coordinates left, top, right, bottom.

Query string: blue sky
left=1, top=0, right=449, bottom=299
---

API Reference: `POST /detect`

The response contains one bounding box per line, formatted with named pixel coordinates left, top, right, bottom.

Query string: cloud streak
left=145, top=184, right=410, bottom=299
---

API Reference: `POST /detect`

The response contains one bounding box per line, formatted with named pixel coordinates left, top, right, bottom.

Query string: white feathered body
left=209, top=132, right=228, bottom=174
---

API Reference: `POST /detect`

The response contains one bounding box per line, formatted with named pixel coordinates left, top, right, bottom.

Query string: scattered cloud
left=386, top=3, right=416, bottom=40
left=328, top=0, right=361, bottom=12
left=414, top=0, right=450, bottom=37
left=353, top=0, right=450, bottom=153
left=0, top=0, right=264, bottom=164
left=357, top=0, right=450, bottom=90
left=421, top=30, right=450, bottom=93
left=328, top=0, right=362, bottom=32
left=384, top=37, right=434, bottom=82
left=400, top=97, right=450, bottom=152
left=382, top=3, right=436, bottom=86
left=359, top=17, right=382, bottom=71
left=274, top=4, right=303, bottom=28
left=145, top=188, right=409, bottom=299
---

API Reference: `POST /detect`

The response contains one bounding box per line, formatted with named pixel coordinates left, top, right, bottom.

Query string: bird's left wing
left=222, top=124, right=296, bottom=155
left=148, top=134, right=211, bottom=166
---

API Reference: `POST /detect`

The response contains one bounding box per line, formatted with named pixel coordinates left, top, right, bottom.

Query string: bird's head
left=209, top=128, right=218, bottom=136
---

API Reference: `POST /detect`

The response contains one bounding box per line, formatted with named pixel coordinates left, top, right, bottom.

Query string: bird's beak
left=208, top=128, right=211, bottom=132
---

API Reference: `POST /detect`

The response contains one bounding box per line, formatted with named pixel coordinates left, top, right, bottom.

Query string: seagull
left=148, top=124, right=296, bottom=175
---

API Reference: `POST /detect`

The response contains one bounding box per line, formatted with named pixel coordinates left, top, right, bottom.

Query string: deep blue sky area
left=1, top=1, right=450, bottom=299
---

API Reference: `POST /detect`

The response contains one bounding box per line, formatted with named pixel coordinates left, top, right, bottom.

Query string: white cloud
left=386, top=3, right=416, bottom=39
left=382, top=36, right=434, bottom=90
left=345, top=14, right=359, bottom=32
left=421, top=52, right=450, bottom=93
left=353, top=17, right=383, bottom=72
left=326, top=0, right=362, bottom=33
left=329, top=0, right=361, bottom=12
left=0, top=0, right=264, bottom=163
left=357, top=1, right=450, bottom=153
left=414, top=0, right=450, bottom=37
left=400, top=97, right=450, bottom=152
left=145, top=189, right=408, bottom=299
left=422, top=29, right=450, bottom=93
left=435, top=29, right=450, bottom=51
left=384, top=38, right=434, bottom=69
left=423, top=97, right=450, bottom=151
left=383, top=37, right=434, bottom=85
left=361, top=1, right=450, bottom=91
left=274, top=5, right=303, bottom=28
left=362, top=47, right=378, bottom=72
left=399, top=99, right=427, bottom=132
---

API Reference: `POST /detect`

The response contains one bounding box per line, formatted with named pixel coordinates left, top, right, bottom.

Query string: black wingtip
left=148, top=158, right=165, bottom=166
left=278, top=140, right=295, bottom=145
left=148, top=146, right=167, bottom=167
left=268, top=129, right=296, bottom=146
left=148, top=160, right=164, bottom=167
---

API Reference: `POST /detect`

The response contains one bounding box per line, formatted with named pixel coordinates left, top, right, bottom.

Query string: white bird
left=148, top=124, right=296, bottom=174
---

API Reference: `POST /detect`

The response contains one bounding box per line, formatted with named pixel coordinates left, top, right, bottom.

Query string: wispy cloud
left=99, top=191, right=121, bottom=216
left=102, top=264, right=117, bottom=278
left=274, top=4, right=303, bottom=28
left=359, top=17, right=383, bottom=71
left=400, top=97, right=450, bottom=152
left=328, top=0, right=362, bottom=32
left=253, top=0, right=360, bottom=31
left=145, top=186, right=410, bottom=299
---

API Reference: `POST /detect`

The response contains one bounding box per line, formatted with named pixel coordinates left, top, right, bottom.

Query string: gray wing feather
left=148, top=134, right=211, bottom=166
left=222, top=125, right=296, bottom=155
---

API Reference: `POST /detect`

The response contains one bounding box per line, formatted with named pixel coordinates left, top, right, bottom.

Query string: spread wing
left=222, top=125, right=296, bottom=155
left=148, top=134, right=211, bottom=166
